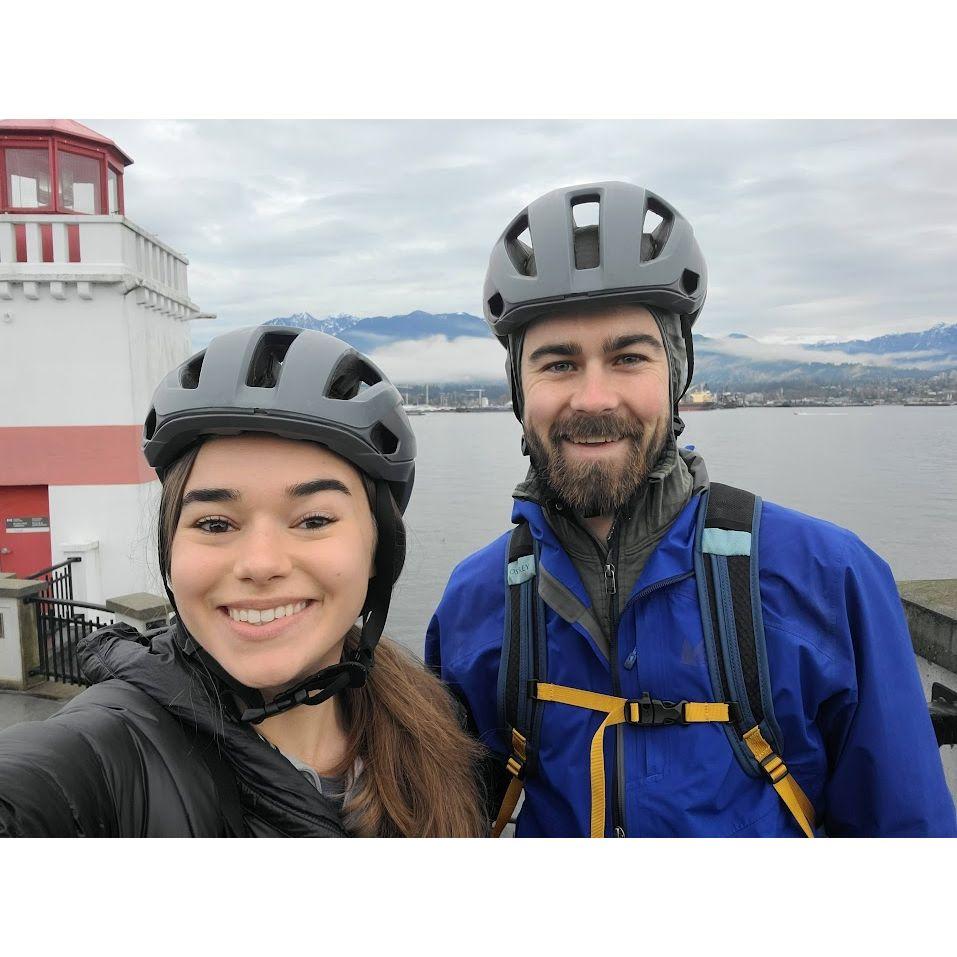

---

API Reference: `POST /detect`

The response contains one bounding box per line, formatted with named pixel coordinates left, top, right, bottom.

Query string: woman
left=0, top=325, right=486, bottom=837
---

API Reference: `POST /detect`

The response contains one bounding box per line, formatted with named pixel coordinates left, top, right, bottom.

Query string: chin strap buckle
left=238, top=656, right=372, bottom=724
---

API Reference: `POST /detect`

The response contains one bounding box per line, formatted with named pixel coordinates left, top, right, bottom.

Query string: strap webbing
left=534, top=682, right=731, bottom=838
left=491, top=776, right=525, bottom=838
left=491, top=728, right=528, bottom=838
left=742, top=725, right=816, bottom=838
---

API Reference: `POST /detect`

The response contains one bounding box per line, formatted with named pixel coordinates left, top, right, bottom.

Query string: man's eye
left=545, top=361, right=575, bottom=373
left=616, top=353, right=647, bottom=366
left=195, top=516, right=233, bottom=534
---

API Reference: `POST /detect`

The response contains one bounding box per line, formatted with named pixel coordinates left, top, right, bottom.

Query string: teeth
left=227, top=601, right=308, bottom=626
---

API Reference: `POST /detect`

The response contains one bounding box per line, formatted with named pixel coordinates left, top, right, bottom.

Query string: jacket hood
left=78, top=623, right=348, bottom=833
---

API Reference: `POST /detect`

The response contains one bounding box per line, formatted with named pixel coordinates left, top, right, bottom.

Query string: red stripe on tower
left=40, top=223, right=54, bottom=262
left=0, top=426, right=156, bottom=486
left=14, top=224, right=27, bottom=262
left=67, top=223, right=81, bottom=262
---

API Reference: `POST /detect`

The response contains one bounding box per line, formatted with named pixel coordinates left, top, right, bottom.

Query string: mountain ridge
left=264, top=312, right=957, bottom=390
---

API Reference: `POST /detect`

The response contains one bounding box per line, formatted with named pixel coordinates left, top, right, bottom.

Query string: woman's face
left=170, top=434, right=376, bottom=693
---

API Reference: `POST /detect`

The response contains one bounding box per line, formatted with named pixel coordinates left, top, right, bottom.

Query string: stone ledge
left=105, top=592, right=171, bottom=621
left=0, top=579, right=47, bottom=599
left=899, top=579, right=957, bottom=675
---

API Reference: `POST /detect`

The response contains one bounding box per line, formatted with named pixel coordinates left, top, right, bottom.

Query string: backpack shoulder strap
left=492, top=519, right=547, bottom=837
left=693, top=483, right=815, bottom=836
left=695, top=482, right=782, bottom=766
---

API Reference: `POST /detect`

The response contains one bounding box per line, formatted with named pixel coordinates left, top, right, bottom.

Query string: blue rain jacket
left=426, top=493, right=956, bottom=837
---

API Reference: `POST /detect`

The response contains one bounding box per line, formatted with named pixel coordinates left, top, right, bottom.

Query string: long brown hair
left=158, top=440, right=487, bottom=837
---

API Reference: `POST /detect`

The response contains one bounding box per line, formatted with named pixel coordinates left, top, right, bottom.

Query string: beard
left=524, top=411, right=668, bottom=517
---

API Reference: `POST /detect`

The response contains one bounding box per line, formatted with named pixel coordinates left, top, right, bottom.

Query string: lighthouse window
left=57, top=150, right=102, bottom=214
left=108, top=167, right=120, bottom=214
left=5, top=148, right=52, bottom=209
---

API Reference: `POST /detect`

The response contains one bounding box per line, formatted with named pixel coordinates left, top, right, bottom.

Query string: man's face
left=520, top=305, right=672, bottom=517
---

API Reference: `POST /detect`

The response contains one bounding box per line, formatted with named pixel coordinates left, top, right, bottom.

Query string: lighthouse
left=0, top=120, right=211, bottom=602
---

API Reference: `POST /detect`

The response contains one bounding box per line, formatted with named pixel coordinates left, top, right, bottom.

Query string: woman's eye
left=298, top=514, right=334, bottom=530
left=195, top=516, right=233, bottom=534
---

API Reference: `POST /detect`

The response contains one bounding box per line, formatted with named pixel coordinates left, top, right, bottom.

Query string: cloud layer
left=86, top=119, right=957, bottom=348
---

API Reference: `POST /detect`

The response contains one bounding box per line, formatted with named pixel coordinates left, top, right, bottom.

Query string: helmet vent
left=641, top=198, right=674, bottom=263
left=487, top=292, right=504, bottom=318
left=247, top=332, right=299, bottom=388
left=504, top=215, right=536, bottom=277
left=681, top=269, right=700, bottom=295
left=571, top=195, right=600, bottom=269
left=328, top=355, right=382, bottom=401
left=180, top=352, right=205, bottom=389
left=370, top=423, right=399, bottom=455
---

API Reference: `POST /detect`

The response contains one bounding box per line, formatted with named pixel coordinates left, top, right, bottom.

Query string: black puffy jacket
left=0, top=624, right=348, bottom=837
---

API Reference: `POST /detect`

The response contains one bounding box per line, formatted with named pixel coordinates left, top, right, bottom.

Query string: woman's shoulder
left=0, top=680, right=225, bottom=837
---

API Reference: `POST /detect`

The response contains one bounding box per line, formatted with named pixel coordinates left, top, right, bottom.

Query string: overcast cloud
left=87, top=119, right=957, bottom=357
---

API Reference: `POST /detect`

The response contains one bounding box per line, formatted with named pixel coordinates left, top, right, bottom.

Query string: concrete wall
left=900, top=580, right=957, bottom=675
left=1, top=286, right=139, bottom=424
left=49, top=481, right=164, bottom=600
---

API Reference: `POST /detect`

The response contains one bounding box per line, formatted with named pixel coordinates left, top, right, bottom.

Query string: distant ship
left=678, top=386, right=716, bottom=411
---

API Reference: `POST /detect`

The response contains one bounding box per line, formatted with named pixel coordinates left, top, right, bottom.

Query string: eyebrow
left=527, top=341, right=581, bottom=363
left=284, top=479, right=351, bottom=498
left=602, top=333, right=664, bottom=354
left=527, top=332, right=663, bottom=365
left=181, top=478, right=350, bottom=508
left=181, top=487, right=239, bottom=507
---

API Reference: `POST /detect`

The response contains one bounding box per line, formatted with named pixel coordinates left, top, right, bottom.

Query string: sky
left=86, top=119, right=957, bottom=365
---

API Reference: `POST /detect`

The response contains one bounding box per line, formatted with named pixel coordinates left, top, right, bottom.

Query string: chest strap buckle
left=626, top=693, right=688, bottom=726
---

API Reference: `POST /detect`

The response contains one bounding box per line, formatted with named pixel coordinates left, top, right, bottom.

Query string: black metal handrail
left=27, top=595, right=113, bottom=614
left=26, top=556, right=81, bottom=580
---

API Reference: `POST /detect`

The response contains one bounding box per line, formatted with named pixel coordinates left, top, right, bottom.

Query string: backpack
left=492, top=483, right=816, bottom=838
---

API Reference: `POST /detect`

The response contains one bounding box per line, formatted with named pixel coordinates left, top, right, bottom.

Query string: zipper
left=604, top=527, right=626, bottom=838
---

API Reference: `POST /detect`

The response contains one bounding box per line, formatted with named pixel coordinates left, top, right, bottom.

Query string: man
left=426, top=181, right=956, bottom=837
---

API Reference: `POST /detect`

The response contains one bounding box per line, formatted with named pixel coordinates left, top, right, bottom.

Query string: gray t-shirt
left=256, top=730, right=360, bottom=808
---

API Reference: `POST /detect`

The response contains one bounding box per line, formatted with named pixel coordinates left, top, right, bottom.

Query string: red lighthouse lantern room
left=0, top=119, right=132, bottom=216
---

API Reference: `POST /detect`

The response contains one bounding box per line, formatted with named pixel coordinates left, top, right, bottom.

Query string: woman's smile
left=217, top=597, right=318, bottom=641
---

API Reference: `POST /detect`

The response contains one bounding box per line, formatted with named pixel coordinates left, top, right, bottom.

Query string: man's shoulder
left=443, top=528, right=513, bottom=593
left=758, top=497, right=880, bottom=569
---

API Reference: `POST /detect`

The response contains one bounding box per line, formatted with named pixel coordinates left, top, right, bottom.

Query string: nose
left=568, top=362, right=620, bottom=415
left=232, top=520, right=293, bottom=584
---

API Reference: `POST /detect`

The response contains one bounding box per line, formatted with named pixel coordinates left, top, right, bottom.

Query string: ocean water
left=390, top=405, right=957, bottom=655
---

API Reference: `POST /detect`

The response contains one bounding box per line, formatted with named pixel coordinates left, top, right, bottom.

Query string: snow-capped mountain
left=262, top=311, right=957, bottom=389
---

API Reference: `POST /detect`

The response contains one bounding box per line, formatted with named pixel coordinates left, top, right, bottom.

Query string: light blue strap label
left=507, top=554, right=536, bottom=585
left=702, top=529, right=752, bottom=557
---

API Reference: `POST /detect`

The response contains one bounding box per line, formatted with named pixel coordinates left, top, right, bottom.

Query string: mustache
left=549, top=413, right=644, bottom=444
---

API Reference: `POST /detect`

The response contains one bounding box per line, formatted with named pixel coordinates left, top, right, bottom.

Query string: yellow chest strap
left=493, top=682, right=816, bottom=838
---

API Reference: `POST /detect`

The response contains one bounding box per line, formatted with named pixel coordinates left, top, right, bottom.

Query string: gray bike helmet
left=143, top=324, right=416, bottom=512
left=483, top=180, right=707, bottom=338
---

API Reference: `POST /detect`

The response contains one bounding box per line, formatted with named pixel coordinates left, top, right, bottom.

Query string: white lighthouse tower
left=0, top=119, right=211, bottom=602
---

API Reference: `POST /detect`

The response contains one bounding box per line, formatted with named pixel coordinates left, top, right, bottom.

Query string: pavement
left=1, top=658, right=954, bottom=811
